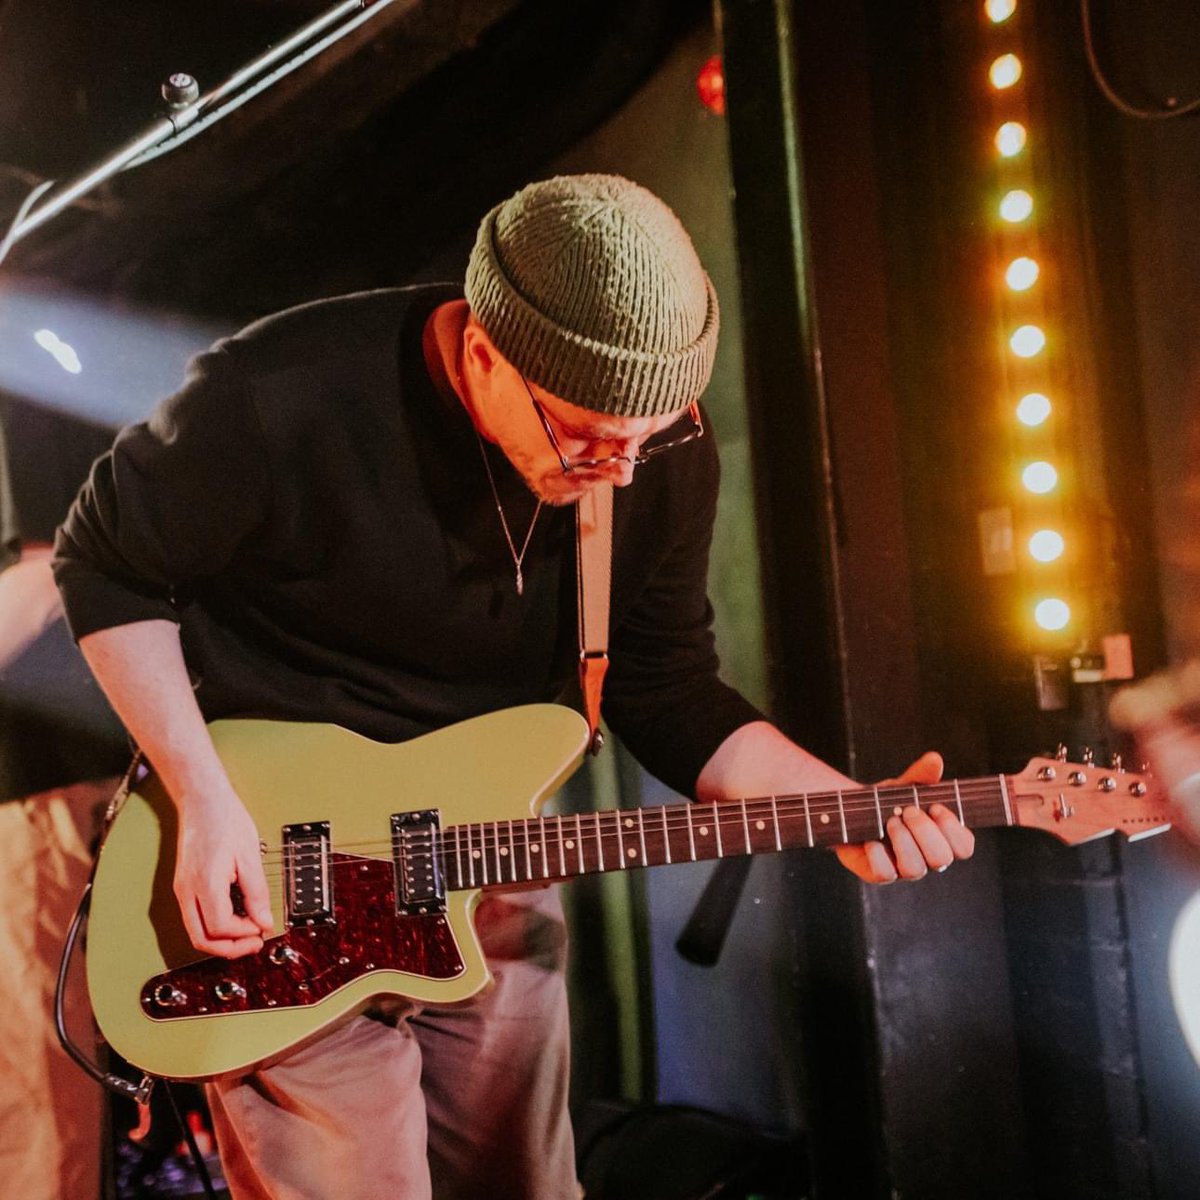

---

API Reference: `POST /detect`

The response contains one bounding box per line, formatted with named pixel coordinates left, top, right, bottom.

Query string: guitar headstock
left=1009, top=755, right=1172, bottom=845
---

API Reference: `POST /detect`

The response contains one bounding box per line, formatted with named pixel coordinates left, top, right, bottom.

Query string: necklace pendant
left=516, top=567, right=525, bottom=596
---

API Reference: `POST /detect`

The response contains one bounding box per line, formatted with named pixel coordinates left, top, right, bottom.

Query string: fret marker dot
left=627, top=848, right=638, bottom=859
left=565, top=839, right=576, bottom=850
left=472, top=850, right=482, bottom=859
left=699, top=825, right=710, bottom=836
left=755, top=820, right=766, bottom=831
left=820, top=813, right=831, bottom=825
left=893, top=806, right=903, bottom=817
left=531, top=844, right=540, bottom=854
left=624, top=817, right=634, bottom=828
left=499, top=847, right=509, bottom=856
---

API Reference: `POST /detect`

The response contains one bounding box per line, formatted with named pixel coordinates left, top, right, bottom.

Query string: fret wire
left=952, top=779, right=965, bottom=823
left=454, top=826, right=464, bottom=890
left=686, top=803, right=697, bottom=860
left=539, top=815, right=549, bottom=880
left=999, top=774, right=1014, bottom=825
left=492, top=819, right=503, bottom=883
left=614, top=810, right=626, bottom=868
left=637, top=810, right=648, bottom=865
left=771, top=795, right=782, bottom=852
left=575, top=813, right=585, bottom=875
left=804, top=793, right=813, bottom=847
left=712, top=801, right=723, bottom=857
left=661, top=805, right=672, bottom=864
left=594, top=811, right=605, bottom=872
left=740, top=796, right=752, bottom=854
left=836, top=790, right=848, bottom=842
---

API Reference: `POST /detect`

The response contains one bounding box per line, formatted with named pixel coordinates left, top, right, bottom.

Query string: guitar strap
left=575, top=482, right=613, bottom=756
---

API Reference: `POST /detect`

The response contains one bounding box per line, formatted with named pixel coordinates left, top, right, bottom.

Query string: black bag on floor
left=574, top=1099, right=808, bottom=1200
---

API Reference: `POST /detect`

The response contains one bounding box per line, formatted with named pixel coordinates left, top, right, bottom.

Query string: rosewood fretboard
left=430, top=779, right=1014, bottom=891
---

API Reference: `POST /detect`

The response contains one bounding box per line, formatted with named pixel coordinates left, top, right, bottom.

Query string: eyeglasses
left=524, top=377, right=704, bottom=475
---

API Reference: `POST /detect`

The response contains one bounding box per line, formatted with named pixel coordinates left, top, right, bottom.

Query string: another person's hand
left=173, top=785, right=275, bottom=958
left=836, top=751, right=977, bottom=884
left=1111, top=663, right=1200, bottom=844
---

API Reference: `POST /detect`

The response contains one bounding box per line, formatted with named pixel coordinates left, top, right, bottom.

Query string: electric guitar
left=86, top=703, right=1169, bottom=1081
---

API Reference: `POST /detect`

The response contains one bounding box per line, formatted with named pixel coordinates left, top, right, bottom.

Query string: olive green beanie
left=464, top=174, right=719, bottom=417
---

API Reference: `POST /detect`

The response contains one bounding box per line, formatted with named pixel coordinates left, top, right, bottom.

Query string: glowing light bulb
left=1022, top=461, right=1058, bottom=493
left=999, top=189, right=1034, bottom=222
left=986, top=0, right=1016, bottom=22
left=995, top=122, right=1027, bottom=158
left=1016, top=392, right=1051, bottom=426
left=1028, top=529, right=1065, bottom=562
left=1005, top=256, right=1040, bottom=291
left=1010, top=324, right=1046, bottom=357
left=1035, top=598, right=1071, bottom=631
left=989, top=54, right=1023, bottom=89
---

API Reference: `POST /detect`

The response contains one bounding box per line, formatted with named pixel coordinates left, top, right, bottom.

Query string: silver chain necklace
left=474, top=429, right=543, bottom=596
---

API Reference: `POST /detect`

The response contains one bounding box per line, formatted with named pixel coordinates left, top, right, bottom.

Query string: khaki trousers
left=207, top=888, right=580, bottom=1200
left=0, top=779, right=114, bottom=1200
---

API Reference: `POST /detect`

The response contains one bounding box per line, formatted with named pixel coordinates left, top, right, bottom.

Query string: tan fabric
left=0, top=779, right=113, bottom=1200
left=207, top=889, right=579, bottom=1200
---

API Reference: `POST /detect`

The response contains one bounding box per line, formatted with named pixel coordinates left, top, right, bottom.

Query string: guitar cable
left=55, top=878, right=221, bottom=1200
left=54, top=748, right=221, bottom=1200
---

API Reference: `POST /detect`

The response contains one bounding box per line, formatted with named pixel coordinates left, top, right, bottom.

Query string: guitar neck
left=438, top=778, right=1015, bottom=891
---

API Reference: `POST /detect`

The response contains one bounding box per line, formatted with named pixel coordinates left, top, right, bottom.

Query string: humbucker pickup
left=391, top=809, right=446, bottom=915
left=282, top=821, right=334, bottom=926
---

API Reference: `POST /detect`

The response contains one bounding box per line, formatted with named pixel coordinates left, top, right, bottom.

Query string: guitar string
left=250, top=787, right=1022, bottom=864
left=244, top=781, right=1019, bottom=877
left=247, top=779, right=1019, bottom=863
left=248, top=780, right=1015, bottom=863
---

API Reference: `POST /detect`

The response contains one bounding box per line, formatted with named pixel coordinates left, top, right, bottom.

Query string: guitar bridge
left=391, top=810, right=446, bottom=915
left=283, top=821, right=334, bottom=926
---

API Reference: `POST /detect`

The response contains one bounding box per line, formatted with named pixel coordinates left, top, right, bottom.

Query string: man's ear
left=462, top=317, right=501, bottom=381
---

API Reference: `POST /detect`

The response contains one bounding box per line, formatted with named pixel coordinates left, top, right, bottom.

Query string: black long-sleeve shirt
left=54, top=286, right=760, bottom=797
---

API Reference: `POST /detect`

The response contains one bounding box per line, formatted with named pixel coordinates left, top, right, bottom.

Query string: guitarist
left=53, top=175, right=974, bottom=1200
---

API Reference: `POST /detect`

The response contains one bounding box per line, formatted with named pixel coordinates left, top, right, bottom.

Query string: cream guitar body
left=87, top=705, right=590, bottom=1081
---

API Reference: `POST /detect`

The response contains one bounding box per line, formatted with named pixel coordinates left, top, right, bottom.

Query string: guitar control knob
left=1038, top=766, right=1057, bottom=782
left=153, top=984, right=188, bottom=1009
left=1068, top=771, right=1087, bottom=787
left=215, top=980, right=247, bottom=1002
left=269, top=944, right=300, bottom=966
left=1130, top=782, right=1147, bottom=797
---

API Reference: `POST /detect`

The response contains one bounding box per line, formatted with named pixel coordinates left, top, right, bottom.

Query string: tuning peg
left=1109, top=753, right=1124, bottom=772
left=1082, top=747, right=1095, bottom=766
left=1056, top=743, right=1069, bottom=762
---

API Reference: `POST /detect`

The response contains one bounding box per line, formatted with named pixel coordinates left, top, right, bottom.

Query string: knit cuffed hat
left=464, top=174, right=719, bottom=418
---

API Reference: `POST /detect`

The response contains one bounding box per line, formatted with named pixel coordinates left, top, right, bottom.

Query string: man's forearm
left=695, top=720, right=855, bottom=802
left=78, top=619, right=231, bottom=809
